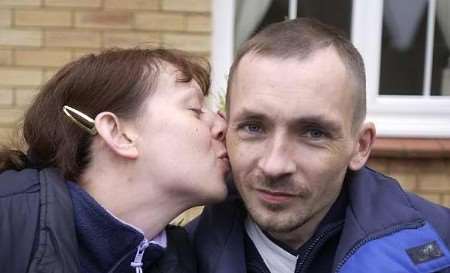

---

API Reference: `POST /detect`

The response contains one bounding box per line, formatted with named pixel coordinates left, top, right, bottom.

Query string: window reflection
left=234, top=0, right=352, bottom=52
left=379, top=0, right=450, bottom=96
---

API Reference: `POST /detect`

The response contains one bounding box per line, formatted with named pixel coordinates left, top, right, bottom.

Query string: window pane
left=379, top=0, right=450, bottom=96
left=433, top=0, right=450, bottom=96
left=296, top=0, right=352, bottom=39
left=234, top=0, right=352, bottom=51
left=255, top=0, right=288, bottom=33
left=379, top=0, right=428, bottom=95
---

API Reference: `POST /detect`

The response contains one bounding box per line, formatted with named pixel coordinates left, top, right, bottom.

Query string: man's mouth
left=256, top=188, right=296, bottom=204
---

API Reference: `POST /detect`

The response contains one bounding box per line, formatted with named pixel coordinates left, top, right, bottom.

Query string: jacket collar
left=28, top=168, right=81, bottom=273
left=333, top=168, right=425, bottom=269
left=67, top=181, right=165, bottom=273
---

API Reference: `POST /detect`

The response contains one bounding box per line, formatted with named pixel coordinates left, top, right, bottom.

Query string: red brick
left=103, top=32, right=160, bottom=48
left=403, top=138, right=445, bottom=158
left=44, top=0, right=100, bottom=8
left=104, top=0, right=158, bottom=10
left=135, top=12, right=186, bottom=31
left=15, top=49, right=72, bottom=67
left=439, top=139, right=450, bottom=155
left=162, top=0, right=210, bottom=12
left=162, top=33, right=210, bottom=53
left=45, top=30, right=101, bottom=48
left=372, top=138, right=450, bottom=158
left=15, top=9, right=71, bottom=27
left=187, top=15, right=210, bottom=32
left=371, top=137, right=406, bottom=157
left=75, top=11, right=133, bottom=29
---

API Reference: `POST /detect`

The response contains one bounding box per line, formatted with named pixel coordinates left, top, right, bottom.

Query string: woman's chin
left=203, top=181, right=228, bottom=204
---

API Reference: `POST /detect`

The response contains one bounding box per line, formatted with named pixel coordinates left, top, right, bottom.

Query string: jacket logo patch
left=406, top=241, right=443, bottom=265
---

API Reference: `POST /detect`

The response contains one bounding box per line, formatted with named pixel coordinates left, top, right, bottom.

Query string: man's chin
left=248, top=209, right=307, bottom=234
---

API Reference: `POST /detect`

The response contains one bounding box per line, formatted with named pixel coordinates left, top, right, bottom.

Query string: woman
left=0, top=48, right=229, bottom=273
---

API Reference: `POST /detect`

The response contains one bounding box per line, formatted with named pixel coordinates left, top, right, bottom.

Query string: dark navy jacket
left=188, top=167, right=450, bottom=273
left=0, top=168, right=196, bottom=273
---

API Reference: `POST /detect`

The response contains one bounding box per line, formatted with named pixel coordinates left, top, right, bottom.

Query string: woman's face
left=133, top=65, right=229, bottom=206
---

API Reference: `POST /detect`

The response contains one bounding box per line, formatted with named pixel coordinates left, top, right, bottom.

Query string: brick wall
left=0, top=0, right=211, bottom=143
left=368, top=157, right=450, bottom=207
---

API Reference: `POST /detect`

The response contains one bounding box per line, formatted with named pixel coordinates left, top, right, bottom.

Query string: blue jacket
left=188, top=167, right=450, bottom=273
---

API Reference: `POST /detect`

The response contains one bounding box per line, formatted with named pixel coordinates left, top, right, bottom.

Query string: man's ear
left=95, top=112, right=138, bottom=159
left=349, top=122, right=376, bottom=171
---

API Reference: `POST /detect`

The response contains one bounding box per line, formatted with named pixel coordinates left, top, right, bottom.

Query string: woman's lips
left=218, top=154, right=230, bottom=173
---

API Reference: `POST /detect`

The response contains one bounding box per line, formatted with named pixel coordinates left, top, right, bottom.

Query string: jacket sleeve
left=0, top=169, right=41, bottom=273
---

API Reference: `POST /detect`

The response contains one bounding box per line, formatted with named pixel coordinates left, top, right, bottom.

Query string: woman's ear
left=95, top=112, right=138, bottom=159
left=349, top=122, right=376, bottom=171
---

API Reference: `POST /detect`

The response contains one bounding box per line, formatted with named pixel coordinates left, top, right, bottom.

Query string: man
left=188, top=18, right=450, bottom=273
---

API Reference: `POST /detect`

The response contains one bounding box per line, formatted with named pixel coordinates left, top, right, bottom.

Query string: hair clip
left=63, top=105, right=97, bottom=135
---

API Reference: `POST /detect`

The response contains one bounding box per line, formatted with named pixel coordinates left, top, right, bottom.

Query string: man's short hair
left=226, top=17, right=366, bottom=127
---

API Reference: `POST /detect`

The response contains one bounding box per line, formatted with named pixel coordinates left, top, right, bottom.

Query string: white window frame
left=212, top=0, right=450, bottom=137
left=353, top=0, right=450, bottom=138
left=209, top=0, right=235, bottom=111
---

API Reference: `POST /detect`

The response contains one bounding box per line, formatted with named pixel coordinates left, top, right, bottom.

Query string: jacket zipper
left=294, top=222, right=343, bottom=273
left=130, top=239, right=150, bottom=273
left=334, top=220, right=425, bottom=273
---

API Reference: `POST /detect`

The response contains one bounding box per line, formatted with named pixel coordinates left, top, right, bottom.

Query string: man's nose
left=257, top=135, right=296, bottom=178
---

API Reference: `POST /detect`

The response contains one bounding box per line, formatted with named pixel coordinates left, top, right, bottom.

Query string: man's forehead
left=227, top=50, right=355, bottom=130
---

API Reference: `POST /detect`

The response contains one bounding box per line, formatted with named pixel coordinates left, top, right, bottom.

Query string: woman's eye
left=189, top=108, right=204, bottom=116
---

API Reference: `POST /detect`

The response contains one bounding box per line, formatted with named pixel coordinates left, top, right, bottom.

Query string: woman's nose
left=211, top=111, right=226, bottom=142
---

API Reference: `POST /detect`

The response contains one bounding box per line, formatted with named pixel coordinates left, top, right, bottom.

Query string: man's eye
left=246, top=124, right=262, bottom=133
left=305, top=128, right=326, bottom=139
left=238, top=122, right=264, bottom=134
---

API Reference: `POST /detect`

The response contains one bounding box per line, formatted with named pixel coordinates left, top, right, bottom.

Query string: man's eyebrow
left=232, top=109, right=342, bottom=131
left=291, top=115, right=342, bottom=133
left=230, top=109, right=270, bottom=121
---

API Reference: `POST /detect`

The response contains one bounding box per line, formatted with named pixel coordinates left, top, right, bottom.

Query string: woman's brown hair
left=0, top=48, right=210, bottom=181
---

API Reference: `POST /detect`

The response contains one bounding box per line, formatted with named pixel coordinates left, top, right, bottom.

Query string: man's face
left=226, top=47, right=359, bottom=246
